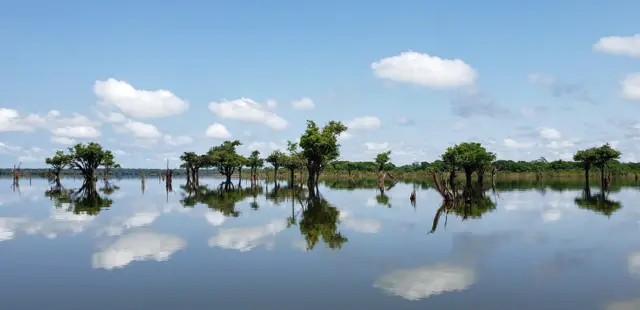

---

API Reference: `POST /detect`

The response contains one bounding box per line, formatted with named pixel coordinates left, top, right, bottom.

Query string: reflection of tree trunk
left=289, top=169, right=294, bottom=188
left=378, top=171, right=386, bottom=189
left=477, top=168, right=485, bottom=187
left=238, top=167, right=243, bottom=182
left=274, top=167, right=279, bottom=182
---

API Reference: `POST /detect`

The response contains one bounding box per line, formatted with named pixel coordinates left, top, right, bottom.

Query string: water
left=1, top=177, right=640, bottom=310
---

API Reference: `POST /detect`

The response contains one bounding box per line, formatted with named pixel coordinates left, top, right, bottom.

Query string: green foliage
left=294, top=120, right=347, bottom=182
left=45, top=150, right=72, bottom=174
left=375, top=151, right=392, bottom=172
left=247, top=150, right=264, bottom=170
left=573, top=148, right=598, bottom=170
left=266, top=150, right=286, bottom=170
left=61, top=142, right=119, bottom=180
left=593, top=143, right=622, bottom=168
left=180, top=183, right=262, bottom=216
left=443, top=142, right=496, bottom=172
left=207, top=140, right=244, bottom=179
left=299, top=196, right=348, bottom=250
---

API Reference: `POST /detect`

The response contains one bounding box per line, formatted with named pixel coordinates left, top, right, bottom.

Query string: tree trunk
left=238, top=167, right=243, bottom=182
left=55, top=171, right=62, bottom=187
left=584, top=167, right=590, bottom=188
left=378, top=171, right=386, bottom=188
left=464, top=167, right=473, bottom=189
left=477, top=169, right=485, bottom=187
left=600, top=164, right=605, bottom=189
left=289, top=169, right=294, bottom=187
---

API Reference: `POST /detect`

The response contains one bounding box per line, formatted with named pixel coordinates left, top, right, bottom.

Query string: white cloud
left=0, top=109, right=97, bottom=134
left=373, top=263, right=476, bottom=301
left=97, top=111, right=127, bottom=123
left=52, top=126, right=101, bottom=138
left=209, top=98, right=288, bottom=130
left=503, top=138, right=534, bottom=149
left=208, top=219, right=287, bottom=252
left=119, top=120, right=162, bottom=139
left=291, top=97, right=315, bottom=110
left=266, top=99, right=277, bottom=109
left=204, top=211, right=226, bottom=226
left=365, top=142, right=389, bottom=151
left=51, top=136, right=76, bottom=145
left=338, top=131, right=353, bottom=141
left=545, top=140, right=575, bottom=149
left=94, top=78, right=189, bottom=118
left=92, top=231, right=187, bottom=269
left=163, top=135, right=193, bottom=146
left=542, top=210, right=561, bottom=222
left=396, top=116, right=415, bottom=126
left=539, top=127, right=561, bottom=140
left=345, top=116, right=381, bottom=130
left=371, top=51, right=477, bottom=88
left=246, top=141, right=288, bottom=154
left=100, top=212, right=161, bottom=236
left=0, top=108, right=34, bottom=132
left=205, top=123, right=232, bottom=139
left=594, top=34, right=640, bottom=57
left=343, top=218, right=381, bottom=234
left=621, top=73, right=640, bottom=100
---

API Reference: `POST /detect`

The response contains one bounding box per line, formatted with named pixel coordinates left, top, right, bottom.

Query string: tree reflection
left=298, top=195, right=348, bottom=250
left=429, top=191, right=497, bottom=233
left=180, top=183, right=263, bottom=217
left=574, top=187, right=622, bottom=217
left=45, top=181, right=113, bottom=215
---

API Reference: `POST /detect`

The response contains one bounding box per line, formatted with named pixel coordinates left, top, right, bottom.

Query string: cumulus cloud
left=92, top=231, right=187, bottom=269
left=209, top=98, right=288, bottom=130
left=0, top=108, right=98, bottom=134
left=205, top=123, right=232, bottom=139
left=204, top=211, right=226, bottom=226
left=163, top=135, right=193, bottom=146
left=97, top=111, right=127, bottom=123
left=100, top=212, right=161, bottom=236
left=373, top=263, right=476, bottom=301
left=51, top=126, right=101, bottom=139
left=266, top=100, right=278, bottom=109
left=117, top=120, right=162, bottom=139
left=345, top=116, right=381, bottom=130
left=372, top=51, right=477, bottom=88
left=246, top=141, right=289, bottom=154
left=291, top=97, right=315, bottom=110
left=503, top=138, right=534, bottom=149
left=337, top=131, right=353, bottom=141
left=208, top=219, right=287, bottom=252
left=94, top=78, right=189, bottom=118
left=594, top=34, right=640, bottom=57
left=539, top=127, right=561, bottom=140
left=621, top=73, right=640, bottom=100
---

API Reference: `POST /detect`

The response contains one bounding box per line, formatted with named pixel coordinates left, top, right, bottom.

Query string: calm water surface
left=2, top=177, right=640, bottom=310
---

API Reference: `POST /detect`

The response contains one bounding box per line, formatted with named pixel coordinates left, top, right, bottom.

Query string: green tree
left=293, top=120, right=347, bottom=193
left=593, top=143, right=622, bottom=187
left=573, top=148, right=598, bottom=187
left=45, top=150, right=72, bottom=186
left=66, top=142, right=118, bottom=182
left=207, top=140, right=244, bottom=184
left=180, top=151, right=206, bottom=186
left=246, top=150, right=264, bottom=183
left=443, top=142, right=495, bottom=189
left=283, top=143, right=305, bottom=187
left=102, top=150, right=120, bottom=181
left=375, top=151, right=392, bottom=186
left=266, top=150, right=286, bottom=181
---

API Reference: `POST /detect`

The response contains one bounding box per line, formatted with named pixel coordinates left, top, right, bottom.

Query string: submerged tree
left=66, top=142, right=119, bottom=183
left=574, top=187, right=622, bottom=217
left=593, top=143, right=621, bottom=188
left=283, top=143, right=305, bottom=187
left=45, top=182, right=113, bottom=216
left=266, top=150, right=286, bottom=181
left=180, top=183, right=262, bottom=217
left=45, top=150, right=72, bottom=186
left=444, top=142, right=495, bottom=189
left=180, top=152, right=206, bottom=187
left=246, top=150, right=264, bottom=184
left=293, top=120, right=347, bottom=195
left=375, top=150, right=392, bottom=188
left=101, top=150, right=120, bottom=181
left=207, top=140, right=244, bottom=184
left=573, top=148, right=598, bottom=187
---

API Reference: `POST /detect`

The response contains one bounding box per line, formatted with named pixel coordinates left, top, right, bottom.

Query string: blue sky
left=1, top=0, right=640, bottom=168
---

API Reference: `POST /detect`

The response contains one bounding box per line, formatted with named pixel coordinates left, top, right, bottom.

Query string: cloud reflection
left=373, top=263, right=476, bottom=301
left=208, top=219, right=287, bottom=252
left=92, top=231, right=187, bottom=270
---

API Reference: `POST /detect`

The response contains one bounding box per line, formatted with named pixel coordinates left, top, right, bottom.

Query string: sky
left=1, top=0, right=640, bottom=168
